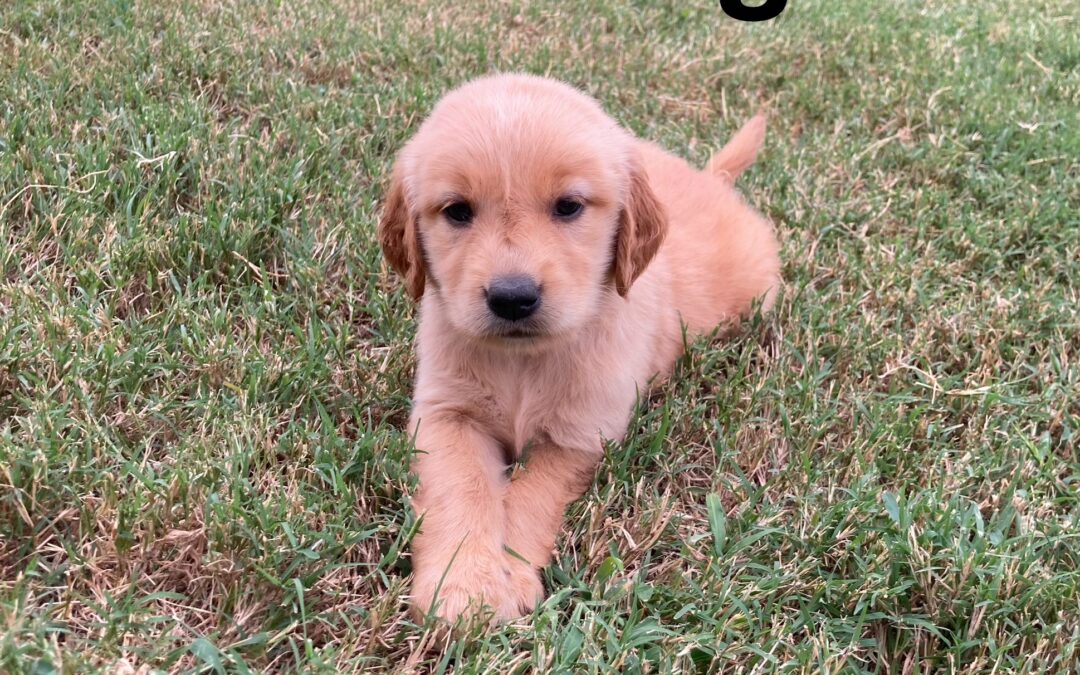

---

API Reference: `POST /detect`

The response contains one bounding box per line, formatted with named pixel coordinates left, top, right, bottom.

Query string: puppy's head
left=379, top=74, right=666, bottom=345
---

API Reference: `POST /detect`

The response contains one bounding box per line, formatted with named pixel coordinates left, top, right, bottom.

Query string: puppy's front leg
left=504, top=443, right=601, bottom=579
left=409, top=411, right=542, bottom=623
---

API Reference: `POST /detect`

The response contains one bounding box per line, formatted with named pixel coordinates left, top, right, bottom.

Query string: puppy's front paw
left=411, top=552, right=543, bottom=624
left=504, top=557, right=545, bottom=616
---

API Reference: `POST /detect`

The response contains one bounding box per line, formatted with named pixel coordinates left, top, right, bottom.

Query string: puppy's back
left=637, top=125, right=780, bottom=334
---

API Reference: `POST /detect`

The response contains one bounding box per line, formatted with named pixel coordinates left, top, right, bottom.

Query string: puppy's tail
left=707, top=114, right=766, bottom=182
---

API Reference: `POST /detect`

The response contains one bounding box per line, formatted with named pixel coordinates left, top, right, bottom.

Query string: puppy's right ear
left=378, top=164, right=426, bottom=300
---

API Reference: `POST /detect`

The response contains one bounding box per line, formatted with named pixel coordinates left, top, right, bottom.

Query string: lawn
left=1, top=0, right=1078, bottom=671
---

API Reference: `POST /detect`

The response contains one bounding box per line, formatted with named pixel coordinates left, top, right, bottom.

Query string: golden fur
left=379, top=74, right=781, bottom=623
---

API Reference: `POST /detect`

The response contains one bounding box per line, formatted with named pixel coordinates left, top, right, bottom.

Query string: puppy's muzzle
left=485, top=276, right=541, bottom=321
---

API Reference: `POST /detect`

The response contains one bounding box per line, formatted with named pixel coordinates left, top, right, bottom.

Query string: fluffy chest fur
left=411, top=269, right=678, bottom=457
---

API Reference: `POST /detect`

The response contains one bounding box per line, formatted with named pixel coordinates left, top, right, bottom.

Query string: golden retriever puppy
left=379, top=74, right=780, bottom=623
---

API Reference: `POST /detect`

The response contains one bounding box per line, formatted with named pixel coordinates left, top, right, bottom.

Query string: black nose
left=486, top=276, right=541, bottom=321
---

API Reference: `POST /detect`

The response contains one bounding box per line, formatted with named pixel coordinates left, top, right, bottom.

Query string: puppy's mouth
left=481, top=317, right=552, bottom=342
left=502, top=329, right=538, bottom=339
left=488, top=324, right=544, bottom=340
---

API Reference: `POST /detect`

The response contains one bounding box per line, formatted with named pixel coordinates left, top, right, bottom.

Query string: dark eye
left=553, top=198, right=584, bottom=220
left=443, top=201, right=473, bottom=226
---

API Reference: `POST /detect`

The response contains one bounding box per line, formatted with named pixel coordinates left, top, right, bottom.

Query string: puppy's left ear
left=378, top=164, right=426, bottom=300
left=613, top=160, right=667, bottom=297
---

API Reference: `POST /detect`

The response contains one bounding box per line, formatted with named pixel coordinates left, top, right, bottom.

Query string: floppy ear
left=613, top=161, right=667, bottom=297
left=378, top=164, right=426, bottom=300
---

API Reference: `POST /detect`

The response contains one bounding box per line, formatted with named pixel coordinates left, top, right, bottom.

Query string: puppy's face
left=380, top=75, right=666, bottom=346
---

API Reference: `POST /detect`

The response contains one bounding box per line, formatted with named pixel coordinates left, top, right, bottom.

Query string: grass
left=1, top=0, right=1078, bottom=671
